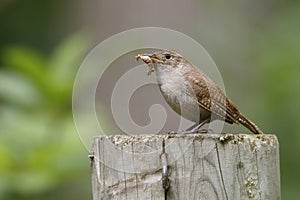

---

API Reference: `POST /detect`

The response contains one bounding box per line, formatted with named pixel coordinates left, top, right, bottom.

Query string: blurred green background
left=0, top=0, right=299, bottom=199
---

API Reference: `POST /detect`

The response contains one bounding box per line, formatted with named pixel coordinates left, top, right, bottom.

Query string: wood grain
left=91, top=134, right=280, bottom=200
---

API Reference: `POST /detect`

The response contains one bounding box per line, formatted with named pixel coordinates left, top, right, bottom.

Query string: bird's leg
left=185, top=123, right=200, bottom=131
left=186, top=118, right=210, bottom=133
left=167, top=119, right=211, bottom=134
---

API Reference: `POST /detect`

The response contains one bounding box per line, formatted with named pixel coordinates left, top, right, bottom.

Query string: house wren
left=135, top=49, right=263, bottom=134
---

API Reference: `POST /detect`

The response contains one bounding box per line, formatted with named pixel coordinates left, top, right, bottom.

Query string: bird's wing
left=184, top=68, right=240, bottom=124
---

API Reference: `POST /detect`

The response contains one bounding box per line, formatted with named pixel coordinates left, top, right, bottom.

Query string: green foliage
left=1, top=32, right=89, bottom=110
left=0, top=32, right=91, bottom=199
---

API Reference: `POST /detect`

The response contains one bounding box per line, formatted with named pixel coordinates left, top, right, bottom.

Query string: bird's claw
left=166, top=129, right=214, bottom=135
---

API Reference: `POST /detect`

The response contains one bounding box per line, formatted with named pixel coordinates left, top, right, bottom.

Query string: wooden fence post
left=90, top=134, right=280, bottom=200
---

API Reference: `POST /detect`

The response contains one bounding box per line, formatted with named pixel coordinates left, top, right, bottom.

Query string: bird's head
left=136, top=49, right=187, bottom=75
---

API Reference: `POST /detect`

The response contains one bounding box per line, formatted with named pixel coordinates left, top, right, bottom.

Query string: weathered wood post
left=90, top=134, right=280, bottom=200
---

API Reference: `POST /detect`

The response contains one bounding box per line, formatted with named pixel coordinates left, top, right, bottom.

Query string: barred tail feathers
left=238, top=114, right=264, bottom=134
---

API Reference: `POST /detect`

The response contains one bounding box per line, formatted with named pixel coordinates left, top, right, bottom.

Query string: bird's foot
left=167, top=128, right=214, bottom=135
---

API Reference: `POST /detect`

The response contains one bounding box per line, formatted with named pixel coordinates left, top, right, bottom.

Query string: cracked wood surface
left=91, top=134, right=280, bottom=200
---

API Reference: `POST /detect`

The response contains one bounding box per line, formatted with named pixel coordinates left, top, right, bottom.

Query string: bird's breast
left=155, top=66, right=202, bottom=122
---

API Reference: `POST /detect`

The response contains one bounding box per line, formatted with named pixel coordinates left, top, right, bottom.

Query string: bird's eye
left=165, top=54, right=171, bottom=59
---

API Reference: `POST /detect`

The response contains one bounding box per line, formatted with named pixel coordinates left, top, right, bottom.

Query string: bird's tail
left=238, top=114, right=264, bottom=134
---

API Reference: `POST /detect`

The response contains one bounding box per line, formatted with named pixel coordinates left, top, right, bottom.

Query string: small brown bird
left=136, top=49, right=263, bottom=134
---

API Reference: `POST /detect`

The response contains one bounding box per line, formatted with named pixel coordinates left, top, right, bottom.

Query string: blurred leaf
left=0, top=70, right=41, bottom=107
left=13, top=170, right=56, bottom=195
left=0, top=31, right=93, bottom=199
left=49, top=31, right=91, bottom=85
left=1, top=45, right=51, bottom=95
left=47, top=31, right=91, bottom=107
left=1, top=32, right=92, bottom=111
left=0, top=144, right=13, bottom=171
left=0, top=106, right=87, bottom=195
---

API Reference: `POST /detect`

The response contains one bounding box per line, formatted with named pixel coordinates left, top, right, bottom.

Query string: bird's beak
left=135, top=53, right=162, bottom=76
left=142, top=54, right=163, bottom=63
